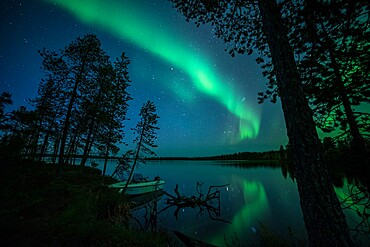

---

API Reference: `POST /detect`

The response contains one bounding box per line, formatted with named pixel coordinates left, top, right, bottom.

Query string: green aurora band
left=44, top=0, right=261, bottom=140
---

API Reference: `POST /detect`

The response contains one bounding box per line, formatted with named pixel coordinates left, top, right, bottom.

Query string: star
left=0, top=0, right=290, bottom=157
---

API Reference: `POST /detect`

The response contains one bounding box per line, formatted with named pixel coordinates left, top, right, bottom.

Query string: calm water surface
left=97, top=160, right=307, bottom=246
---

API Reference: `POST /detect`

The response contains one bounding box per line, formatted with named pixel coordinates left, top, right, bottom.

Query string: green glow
left=209, top=179, right=270, bottom=245
left=196, top=71, right=215, bottom=92
left=45, top=0, right=261, bottom=140
left=334, top=179, right=365, bottom=217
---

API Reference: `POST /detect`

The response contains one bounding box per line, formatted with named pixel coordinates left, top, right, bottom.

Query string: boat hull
left=109, top=180, right=165, bottom=195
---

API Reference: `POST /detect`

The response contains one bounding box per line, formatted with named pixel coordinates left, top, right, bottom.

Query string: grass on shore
left=0, top=159, right=168, bottom=246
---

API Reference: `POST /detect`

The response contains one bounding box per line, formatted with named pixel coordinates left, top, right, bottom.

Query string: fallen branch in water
left=161, top=183, right=231, bottom=223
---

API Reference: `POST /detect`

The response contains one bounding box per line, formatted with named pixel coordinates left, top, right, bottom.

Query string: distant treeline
left=39, top=149, right=284, bottom=162
left=149, top=150, right=284, bottom=161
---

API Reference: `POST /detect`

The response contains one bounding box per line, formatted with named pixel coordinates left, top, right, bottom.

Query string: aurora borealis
left=46, top=0, right=261, bottom=139
left=1, top=0, right=288, bottom=156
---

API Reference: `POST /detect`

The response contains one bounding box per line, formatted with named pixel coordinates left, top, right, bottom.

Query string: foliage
left=170, top=0, right=356, bottom=246
left=259, top=223, right=306, bottom=247
left=0, top=106, right=39, bottom=161
left=9, top=34, right=133, bottom=170
left=114, top=101, right=159, bottom=193
left=339, top=183, right=370, bottom=241
left=171, top=0, right=277, bottom=104
left=0, top=35, right=132, bottom=170
left=0, top=91, right=12, bottom=125
left=131, top=101, right=160, bottom=159
left=171, top=0, right=370, bottom=145
left=269, top=1, right=369, bottom=146
left=0, top=160, right=167, bottom=246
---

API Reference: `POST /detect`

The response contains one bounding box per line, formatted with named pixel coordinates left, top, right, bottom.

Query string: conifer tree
left=56, top=34, right=107, bottom=173
left=0, top=92, right=12, bottom=123
left=0, top=92, right=12, bottom=132
left=98, top=53, right=132, bottom=175
left=263, top=1, right=369, bottom=149
left=170, top=0, right=355, bottom=245
left=120, top=101, right=159, bottom=194
left=300, top=1, right=369, bottom=150
left=37, top=35, right=131, bottom=175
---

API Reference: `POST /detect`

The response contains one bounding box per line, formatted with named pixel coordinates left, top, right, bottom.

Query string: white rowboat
left=109, top=173, right=165, bottom=195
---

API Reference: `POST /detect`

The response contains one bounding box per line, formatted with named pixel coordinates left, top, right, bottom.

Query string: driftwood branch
left=340, top=183, right=370, bottom=239
left=162, top=183, right=231, bottom=223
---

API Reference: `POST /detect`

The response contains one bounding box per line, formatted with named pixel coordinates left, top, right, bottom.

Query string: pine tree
left=120, top=101, right=159, bottom=194
left=170, top=0, right=355, bottom=245
left=264, top=1, right=369, bottom=150
left=56, top=34, right=107, bottom=174
left=0, top=106, right=37, bottom=160
left=37, top=34, right=131, bottom=175
left=98, top=53, right=132, bottom=175
left=0, top=92, right=12, bottom=130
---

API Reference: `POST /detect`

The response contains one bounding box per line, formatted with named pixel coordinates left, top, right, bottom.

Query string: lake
left=81, top=158, right=370, bottom=246
left=94, top=159, right=308, bottom=246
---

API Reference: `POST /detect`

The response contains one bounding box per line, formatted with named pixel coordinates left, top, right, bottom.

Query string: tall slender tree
left=0, top=92, right=12, bottom=122
left=306, top=1, right=368, bottom=150
left=79, top=60, right=112, bottom=167
left=0, top=106, right=37, bottom=160
left=36, top=35, right=131, bottom=172
left=28, top=77, right=65, bottom=160
left=170, top=0, right=354, bottom=245
left=0, top=92, right=12, bottom=132
left=80, top=52, right=131, bottom=167
left=264, top=1, right=369, bottom=149
left=97, top=53, right=132, bottom=175
left=56, top=35, right=107, bottom=174
left=120, top=101, right=159, bottom=194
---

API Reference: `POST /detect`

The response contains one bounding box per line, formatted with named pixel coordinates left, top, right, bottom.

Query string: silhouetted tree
left=38, top=35, right=115, bottom=174
left=0, top=92, right=12, bottom=122
left=98, top=53, right=132, bottom=175
left=80, top=53, right=131, bottom=167
left=260, top=1, right=369, bottom=150
left=121, top=101, right=159, bottom=194
left=28, top=77, right=65, bottom=160
left=279, top=145, right=285, bottom=161
left=0, top=92, right=12, bottom=132
left=170, top=0, right=354, bottom=245
left=291, top=1, right=368, bottom=151
left=0, top=106, right=37, bottom=160
left=37, top=45, right=70, bottom=161
left=79, top=60, right=112, bottom=167
left=56, top=35, right=107, bottom=174
left=36, top=35, right=132, bottom=171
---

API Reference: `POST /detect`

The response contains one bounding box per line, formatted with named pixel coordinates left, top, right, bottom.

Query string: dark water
left=86, top=159, right=369, bottom=246
left=95, top=160, right=306, bottom=246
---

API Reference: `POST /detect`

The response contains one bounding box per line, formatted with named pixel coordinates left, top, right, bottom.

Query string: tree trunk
left=56, top=59, right=86, bottom=175
left=339, top=91, right=364, bottom=150
left=39, top=131, right=49, bottom=162
left=102, top=145, right=109, bottom=176
left=80, top=118, right=96, bottom=166
left=27, top=126, right=40, bottom=159
left=81, top=81, right=104, bottom=166
left=122, top=110, right=148, bottom=194
left=24, top=131, right=37, bottom=159
left=258, top=0, right=355, bottom=246
left=317, top=21, right=366, bottom=152
left=327, top=52, right=365, bottom=152
left=52, top=133, right=60, bottom=165
left=38, top=115, right=56, bottom=162
left=65, top=124, right=81, bottom=164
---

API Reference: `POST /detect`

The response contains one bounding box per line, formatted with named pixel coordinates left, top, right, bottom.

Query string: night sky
left=1, top=0, right=289, bottom=157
